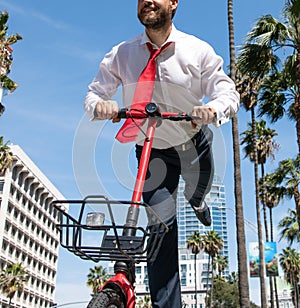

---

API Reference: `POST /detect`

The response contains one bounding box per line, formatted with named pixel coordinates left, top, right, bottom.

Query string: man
left=84, top=0, right=239, bottom=306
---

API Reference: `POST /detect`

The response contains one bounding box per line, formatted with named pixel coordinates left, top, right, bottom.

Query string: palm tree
left=239, top=119, right=266, bottom=307
left=241, top=120, right=280, bottom=308
left=213, top=254, right=228, bottom=278
left=227, top=0, right=250, bottom=306
left=241, top=120, right=279, bottom=239
left=242, top=0, right=300, bottom=153
left=266, top=156, right=300, bottom=229
left=227, top=271, right=239, bottom=285
left=0, top=10, right=22, bottom=115
left=137, top=295, right=152, bottom=308
left=86, top=265, right=109, bottom=296
left=261, top=180, right=283, bottom=308
left=0, top=136, right=13, bottom=175
left=0, top=262, right=29, bottom=306
left=199, top=230, right=223, bottom=308
left=278, top=209, right=300, bottom=245
left=186, top=231, right=202, bottom=308
left=279, top=247, right=300, bottom=307
left=261, top=179, right=283, bottom=243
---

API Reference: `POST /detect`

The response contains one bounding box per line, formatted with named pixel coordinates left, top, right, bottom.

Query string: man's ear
left=170, top=0, right=178, bottom=8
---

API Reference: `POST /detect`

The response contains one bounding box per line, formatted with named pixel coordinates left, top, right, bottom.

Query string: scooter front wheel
left=87, top=288, right=125, bottom=308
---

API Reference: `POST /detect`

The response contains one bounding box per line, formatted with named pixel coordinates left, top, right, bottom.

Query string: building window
left=136, top=266, right=141, bottom=274
left=0, top=181, right=4, bottom=192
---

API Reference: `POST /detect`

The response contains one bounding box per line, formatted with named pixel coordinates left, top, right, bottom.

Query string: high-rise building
left=134, top=175, right=229, bottom=307
left=0, top=145, right=66, bottom=307
left=177, top=174, right=228, bottom=307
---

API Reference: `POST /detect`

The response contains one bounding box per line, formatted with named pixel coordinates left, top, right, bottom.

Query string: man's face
left=138, top=0, right=177, bottom=30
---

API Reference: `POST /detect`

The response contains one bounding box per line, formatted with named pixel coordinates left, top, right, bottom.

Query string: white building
left=0, top=145, right=67, bottom=307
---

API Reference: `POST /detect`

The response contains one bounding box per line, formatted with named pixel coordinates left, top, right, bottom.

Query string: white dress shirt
left=84, top=25, right=240, bottom=149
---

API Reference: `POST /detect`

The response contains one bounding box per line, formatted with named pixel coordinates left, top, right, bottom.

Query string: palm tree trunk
left=294, top=276, right=300, bottom=308
left=205, top=255, right=211, bottom=307
left=261, top=163, right=274, bottom=308
left=194, top=254, right=198, bottom=307
left=252, top=108, right=267, bottom=307
left=270, top=207, right=280, bottom=308
left=293, top=185, right=300, bottom=230
left=227, top=0, right=250, bottom=306
left=295, top=51, right=300, bottom=154
left=210, top=258, right=214, bottom=308
left=260, top=163, right=269, bottom=241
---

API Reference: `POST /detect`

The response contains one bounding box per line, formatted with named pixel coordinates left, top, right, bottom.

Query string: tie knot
left=146, top=42, right=172, bottom=60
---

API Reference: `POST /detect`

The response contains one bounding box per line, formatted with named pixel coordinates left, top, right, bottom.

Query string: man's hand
left=191, top=106, right=216, bottom=126
left=94, top=100, right=119, bottom=120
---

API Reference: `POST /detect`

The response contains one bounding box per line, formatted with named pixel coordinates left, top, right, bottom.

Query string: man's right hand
left=94, top=100, right=119, bottom=120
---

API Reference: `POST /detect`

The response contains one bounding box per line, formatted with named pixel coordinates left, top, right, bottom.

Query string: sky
left=0, top=0, right=296, bottom=306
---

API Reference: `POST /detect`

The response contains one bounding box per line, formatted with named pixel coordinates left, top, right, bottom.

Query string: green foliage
left=279, top=247, right=300, bottom=305
left=0, top=10, right=22, bottom=93
left=0, top=263, right=29, bottom=305
left=206, top=274, right=261, bottom=308
left=206, top=277, right=239, bottom=307
left=278, top=209, right=300, bottom=245
left=240, top=119, right=279, bottom=163
left=136, top=295, right=152, bottom=308
left=86, top=265, right=109, bottom=296
left=0, top=135, right=12, bottom=175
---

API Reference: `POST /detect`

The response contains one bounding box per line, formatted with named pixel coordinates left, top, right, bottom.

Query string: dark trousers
left=135, top=125, right=214, bottom=308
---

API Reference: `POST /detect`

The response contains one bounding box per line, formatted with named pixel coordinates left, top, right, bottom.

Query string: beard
left=138, top=7, right=171, bottom=30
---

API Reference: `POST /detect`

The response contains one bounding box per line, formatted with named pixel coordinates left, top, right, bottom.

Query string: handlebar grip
left=117, top=108, right=128, bottom=119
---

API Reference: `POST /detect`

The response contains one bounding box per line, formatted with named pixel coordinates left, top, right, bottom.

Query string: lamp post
left=217, top=206, right=257, bottom=233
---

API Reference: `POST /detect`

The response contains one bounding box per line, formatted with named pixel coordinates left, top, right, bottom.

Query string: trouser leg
left=136, top=146, right=182, bottom=308
left=180, top=125, right=214, bottom=208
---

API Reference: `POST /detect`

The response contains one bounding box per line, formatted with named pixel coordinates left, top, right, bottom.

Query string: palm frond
left=247, top=15, right=290, bottom=47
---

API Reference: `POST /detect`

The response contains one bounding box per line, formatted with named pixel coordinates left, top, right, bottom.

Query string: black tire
left=87, top=288, right=125, bottom=308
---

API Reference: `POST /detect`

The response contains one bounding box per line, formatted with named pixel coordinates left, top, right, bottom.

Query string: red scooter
left=53, top=103, right=199, bottom=307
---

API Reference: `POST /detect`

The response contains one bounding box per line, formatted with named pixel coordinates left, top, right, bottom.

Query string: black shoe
left=193, top=201, right=211, bottom=226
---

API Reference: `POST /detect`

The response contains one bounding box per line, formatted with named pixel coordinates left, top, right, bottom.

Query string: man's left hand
left=191, top=106, right=216, bottom=126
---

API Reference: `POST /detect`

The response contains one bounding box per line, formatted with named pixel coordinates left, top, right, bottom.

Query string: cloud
left=0, top=1, right=70, bottom=31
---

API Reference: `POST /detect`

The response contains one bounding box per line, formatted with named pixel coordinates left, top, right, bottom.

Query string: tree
left=261, top=179, right=283, bottom=308
left=0, top=136, right=12, bottom=175
left=241, top=120, right=279, bottom=308
left=0, top=262, right=29, bottom=306
left=278, top=209, right=300, bottom=245
left=199, top=230, right=223, bottom=308
left=238, top=118, right=266, bottom=307
left=206, top=276, right=239, bottom=307
left=279, top=247, right=300, bottom=307
left=241, top=120, right=279, bottom=239
left=86, top=265, right=109, bottom=296
left=137, top=295, right=152, bottom=308
left=227, top=0, right=250, bottom=306
left=186, top=231, right=202, bottom=308
left=213, top=254, right=228, bottom=278
left=0, top=10, right=22, bottom=115
left=266, top=156, right=300, bottom=229
left=206, top=273, right=261, bottom=308
left=241, top=0, right=300, bottom=153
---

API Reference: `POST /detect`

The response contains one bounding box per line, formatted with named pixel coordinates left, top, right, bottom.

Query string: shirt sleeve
left=84, top=47, right=122, bottom=120
left=200, top=44, right=240, bottom=127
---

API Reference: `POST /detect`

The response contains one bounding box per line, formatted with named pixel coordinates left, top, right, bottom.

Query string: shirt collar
left=140, top=24, right=179, bottom=49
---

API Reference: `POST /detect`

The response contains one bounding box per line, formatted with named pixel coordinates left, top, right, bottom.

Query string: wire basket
left=53, top=195, right=169, bottom=263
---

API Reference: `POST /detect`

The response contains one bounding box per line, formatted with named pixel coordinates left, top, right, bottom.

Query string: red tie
left=115, top=42, right=172, bottom=143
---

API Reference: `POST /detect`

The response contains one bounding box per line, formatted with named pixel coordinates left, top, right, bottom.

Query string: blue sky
left=0, top=0, right=295, bottom=306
